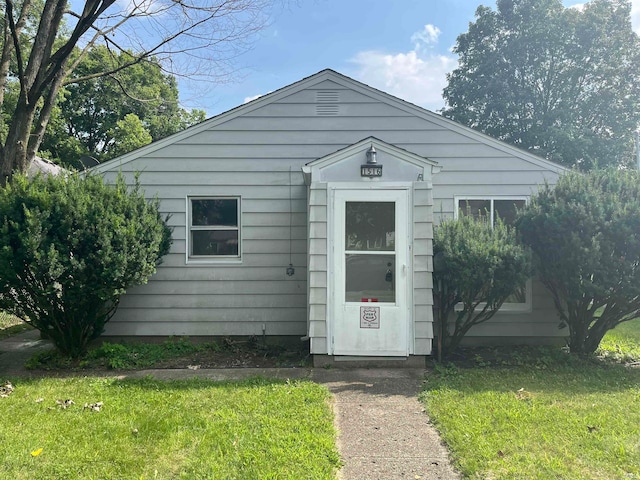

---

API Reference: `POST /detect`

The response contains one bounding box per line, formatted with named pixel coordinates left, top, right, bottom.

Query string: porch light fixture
left=361, top=146, right=383, bottom=177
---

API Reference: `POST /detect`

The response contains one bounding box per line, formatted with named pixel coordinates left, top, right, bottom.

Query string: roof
left=92, top=69, right=568, bottom=175
left=27, top=157, right=66, bottom=177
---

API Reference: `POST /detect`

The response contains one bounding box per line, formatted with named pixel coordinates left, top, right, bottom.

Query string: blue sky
left=177, top=0, right=640, bottom=118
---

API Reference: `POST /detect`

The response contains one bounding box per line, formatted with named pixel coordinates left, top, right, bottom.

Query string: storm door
left=332, top=189, right=409, bottom=356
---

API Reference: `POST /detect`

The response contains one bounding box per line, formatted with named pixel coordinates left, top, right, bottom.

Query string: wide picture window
left=456, top=197, right=530, bottom=311
left=189, top=197, right=240, bottom=259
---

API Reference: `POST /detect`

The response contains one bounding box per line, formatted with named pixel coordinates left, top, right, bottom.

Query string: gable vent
left=316, top=91, right=340, bottom=103
left=316, top=104, right=340, bottom=116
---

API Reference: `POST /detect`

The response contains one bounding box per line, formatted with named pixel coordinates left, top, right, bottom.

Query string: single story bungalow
left=93, top=69, right=566, bottom=364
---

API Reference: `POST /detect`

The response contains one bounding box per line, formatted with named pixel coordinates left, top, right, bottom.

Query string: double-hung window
left=455, top=196, right=531, bottom=312
left=188, top=197, right=240, bottom=261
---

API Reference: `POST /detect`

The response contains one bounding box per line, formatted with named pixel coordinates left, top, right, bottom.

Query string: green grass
left=0, top=312, right=31, bottom=339
left=599, top=319, right=640, bottom=362
left=422, top=350, right=640, bottom=479
left=0, top=376, right=340, bottom=479
left=26, top=336, right=309, bottom=370
left=26, top=338, right=218, bottom=370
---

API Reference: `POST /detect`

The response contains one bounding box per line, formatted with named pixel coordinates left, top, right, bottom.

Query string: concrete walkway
left=313, top=368, right=461, bottom=480
left=0, top=330, right=461, bottom=479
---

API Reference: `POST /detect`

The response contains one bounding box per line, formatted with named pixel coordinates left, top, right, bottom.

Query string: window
left=456, top=197, right=526, bottom=226
left=188, top=197, right=240, bottom=260
left=455, top=196, right=531, bottom=312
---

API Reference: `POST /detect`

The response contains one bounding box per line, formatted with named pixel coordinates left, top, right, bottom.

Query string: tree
left=0, top=173, right=172, bottom=357
left=433, top=214, right=531, bottom=359
left=104, top=113, right=152, bottom=158
left=442, top=0, right=640, bottom=170
left=37, top=46, right=206, bottom=167
left=0, top=0, right=271, bottom=181
left=516, top=169, right=640, bottom=354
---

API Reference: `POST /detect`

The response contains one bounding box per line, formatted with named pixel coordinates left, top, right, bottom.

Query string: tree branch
left=5, top=0, right=26, bottom=94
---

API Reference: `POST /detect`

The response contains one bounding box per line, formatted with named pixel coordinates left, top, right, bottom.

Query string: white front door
left=331, top=188, right=410, bottom=356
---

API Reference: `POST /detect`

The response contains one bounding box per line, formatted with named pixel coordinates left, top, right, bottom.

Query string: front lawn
left=423, top=320, right=640, bottom=480
left=422, top=320, right=640, bottom=480
left=0, top=376, right=340, bottom=479
left=0, top=311, right=30, bottom=339
left=598, top=319, right=640, bottom=363
left=423, top=360, right=640, bottom=479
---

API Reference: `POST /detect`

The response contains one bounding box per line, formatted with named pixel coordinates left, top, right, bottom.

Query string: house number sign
left=360, top=164, right=383, bottom=177
left=360, top=306, right=380, bottom=329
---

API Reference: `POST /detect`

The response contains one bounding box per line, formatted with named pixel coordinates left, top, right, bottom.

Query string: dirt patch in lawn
left=151, top=342, right=311, bottom=369
left=25, top=337, right=312, bottom=372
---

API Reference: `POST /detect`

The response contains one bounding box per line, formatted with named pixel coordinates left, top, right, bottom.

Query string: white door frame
left=327, top=183, right=413, bottom=356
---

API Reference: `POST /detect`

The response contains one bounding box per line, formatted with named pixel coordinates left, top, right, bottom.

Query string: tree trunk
left=0, top=96, right=38, bottom=182
left=0, top=102, right=35, bottom=185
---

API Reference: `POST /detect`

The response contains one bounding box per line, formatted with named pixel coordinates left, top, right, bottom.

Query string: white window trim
left=186, top=195, right=242, bottom=265
left=454, top=195, right=531, bottom=313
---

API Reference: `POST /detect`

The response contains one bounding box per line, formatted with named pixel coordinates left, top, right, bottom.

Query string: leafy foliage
left=37, top=46, right=206, bottom=168
left=0, top=173, right=172, bottom=357
left=442, top=0, right=640, bottom=169
left=0, top=0, right=270, bottom=180
left=516, top=169, right=640, bottom=354
left=433, top=215, right=531, bottom=359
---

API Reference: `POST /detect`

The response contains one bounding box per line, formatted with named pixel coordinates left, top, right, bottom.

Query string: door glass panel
left=345, top=202, right=395, bottom=251
left=345, top=254, right=395, bottom=303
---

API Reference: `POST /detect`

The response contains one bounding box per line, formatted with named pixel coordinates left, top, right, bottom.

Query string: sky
left=177, top=0, right=640, bottom=118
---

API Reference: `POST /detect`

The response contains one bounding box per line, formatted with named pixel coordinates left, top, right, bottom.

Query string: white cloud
left=410, top=24, right=441, bottom=49
left=350, top=25, right=456, bottom=112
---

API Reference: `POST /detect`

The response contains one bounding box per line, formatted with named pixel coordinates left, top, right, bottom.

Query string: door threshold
left=334, top=356, right=407, bottom=361
left=313, top=355, right=426, bottom=368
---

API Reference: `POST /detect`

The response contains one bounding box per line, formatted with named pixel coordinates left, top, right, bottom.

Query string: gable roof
left=92, top=69, right=567, bottom=174
left=302, top=136, right=441, bottom=185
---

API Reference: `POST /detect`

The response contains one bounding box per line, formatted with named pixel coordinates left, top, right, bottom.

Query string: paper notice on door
left=360, top=306, right=380, bottom=329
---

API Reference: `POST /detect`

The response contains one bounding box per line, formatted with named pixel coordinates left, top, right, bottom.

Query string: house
left=28, top=156, right=66, bottom=177
left=93, top=69, right=566, bottom=364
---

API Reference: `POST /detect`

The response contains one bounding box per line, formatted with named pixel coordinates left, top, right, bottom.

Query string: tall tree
left=0, top=0, right=271, bottom=181
left=38, top=46, right=206, bottom=167
left=442, top=0, right=640, bottom=169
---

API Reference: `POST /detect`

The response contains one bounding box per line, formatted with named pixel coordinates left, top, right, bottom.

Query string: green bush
left=433, top=215, right=531, bottom=359
left=0, top=173, right=171, bottom=357
left=516, top=168, right=640, bottom=354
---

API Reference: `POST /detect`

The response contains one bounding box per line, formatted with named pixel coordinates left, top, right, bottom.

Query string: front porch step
left=313, top=355, right=427, bottom=368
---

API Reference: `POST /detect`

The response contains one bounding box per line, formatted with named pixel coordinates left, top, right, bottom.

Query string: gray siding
left=412, top=182, right=434, bottom=354
left=308, top=183, right=328, bottom=354
left=99, top=72, right=564, bottom=343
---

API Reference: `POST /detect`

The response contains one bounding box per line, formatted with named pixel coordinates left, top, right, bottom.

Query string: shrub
left=0, top=173, right=171, bottom=357
left=433, top=215, right=531, bottom=359
left=516, top=168, right=640, bottom=354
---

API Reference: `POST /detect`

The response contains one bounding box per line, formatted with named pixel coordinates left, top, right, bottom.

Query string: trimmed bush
left=433, top=215, right=531, bottom=359
left=0, top=173, right=171, bottom=357
left=516, top=168, right=640, bottom=354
